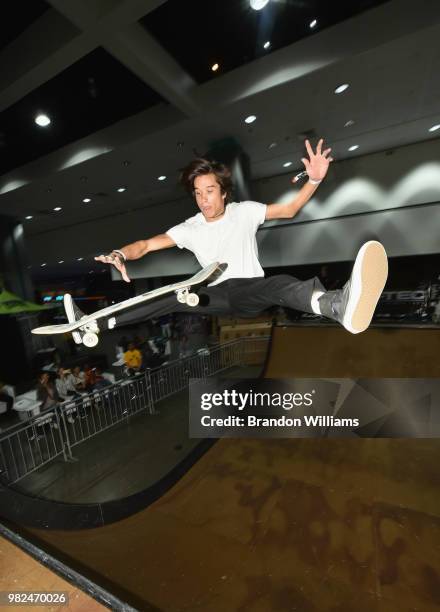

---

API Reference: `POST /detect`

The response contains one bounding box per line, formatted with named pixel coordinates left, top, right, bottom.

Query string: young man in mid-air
left=91, top=139, right=388, bottom=332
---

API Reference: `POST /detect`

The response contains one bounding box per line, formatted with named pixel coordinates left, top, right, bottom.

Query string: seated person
left=92, top=367, right=112, bottom=391
left=83, top=364, right=98, bottom=390
left=124, top=342, right=143, bottom=375
left=0, top=381, right=14, bottom=415
left=71, top=365, right=86, bottom=391
left=37, top=372, right=60, bottom=410
left=55, top=367, right=81, bottom=401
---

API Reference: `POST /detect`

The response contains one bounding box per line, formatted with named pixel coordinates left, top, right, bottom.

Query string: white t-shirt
left=166, top=201, right=267, bottom=285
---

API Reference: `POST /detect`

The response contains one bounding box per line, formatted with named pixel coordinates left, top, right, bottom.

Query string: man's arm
left=265, top=138, right=333, bottom=221
left=94, top=233, right=176, bottom=283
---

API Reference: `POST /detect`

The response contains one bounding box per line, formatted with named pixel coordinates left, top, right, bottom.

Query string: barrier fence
left=0, top=337, right=269, bottom=485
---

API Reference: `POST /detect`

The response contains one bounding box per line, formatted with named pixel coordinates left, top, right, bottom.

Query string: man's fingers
left=323, top=147, right=332, bottom=158
left=304, top=139, right=314, bottom=158
left=316, top=138, right=324, bottom=155
left=301, top=157, right=310, bottom=170
left=328, top=157, right=334, bottom=162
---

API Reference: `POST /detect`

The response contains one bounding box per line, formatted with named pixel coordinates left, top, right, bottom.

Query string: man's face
left=193, top=173, right=226, bottom=221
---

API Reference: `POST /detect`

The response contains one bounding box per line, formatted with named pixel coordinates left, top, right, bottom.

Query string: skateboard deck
left=32, top=262, right=227, bottom=347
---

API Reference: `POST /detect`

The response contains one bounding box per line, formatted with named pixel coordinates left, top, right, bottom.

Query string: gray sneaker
left=318, top=241, right=388, bottom=334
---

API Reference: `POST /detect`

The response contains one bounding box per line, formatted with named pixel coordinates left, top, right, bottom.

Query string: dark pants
left=114, top=275, right=326, bottom=327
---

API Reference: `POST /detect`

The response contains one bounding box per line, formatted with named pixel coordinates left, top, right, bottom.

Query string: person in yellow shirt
left=124, top=342, right=143, bottom=375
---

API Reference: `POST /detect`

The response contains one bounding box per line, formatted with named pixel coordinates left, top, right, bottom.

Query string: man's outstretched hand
left=94, top=253, right=131, bottom=283
left=302, top=138, right=334, bottom=182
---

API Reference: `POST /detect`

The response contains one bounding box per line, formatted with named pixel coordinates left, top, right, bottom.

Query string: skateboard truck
left=175, top=287, right=199, bottom=307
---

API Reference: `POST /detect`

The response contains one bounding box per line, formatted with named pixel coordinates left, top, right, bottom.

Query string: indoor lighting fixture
left=211, top=63, right=219, bottom=72
left=263, top=41, right=271, bottom=49
left=77, top=257, right=83, bottom=261
left=41, top=263, right=47, bottom=267
left=268, top=142, right=277, bottom=149
left=35, top=114, right=51, bottom=127
left=83, top=197, right=91, bottom=203
left=429, top=124, right=440, bottom=132
left=250, top=0, right=269, bottom=10
left=310, top=19, right=317, bottom=28
left=283, top=161, right=292, bottom=167
left=348, top=145, right=359, bottom=151
left=344, top=120, right=355, bottom=127
left=53, top=206, right=62, bottom=211
left=158, top=175, right=166, bottom=181
left=58, top=260, right=64, bottom=264
left=25, top=215, right=33, bottom=220
left=117, top=187, right=126, bottom=192
left=334, top=83, right=349, bottom=94
left=244, top=115, right=257, bottom=124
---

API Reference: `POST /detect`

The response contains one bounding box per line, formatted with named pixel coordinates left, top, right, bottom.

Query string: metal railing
left=0, top=336, right=270, bottom=485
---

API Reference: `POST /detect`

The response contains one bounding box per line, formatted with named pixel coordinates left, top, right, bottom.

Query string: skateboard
left=31, top=262, right=227, bottom=347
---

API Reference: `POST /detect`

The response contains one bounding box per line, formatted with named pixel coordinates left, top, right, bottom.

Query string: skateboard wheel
left=176, top=290, right=187, bottom=303
left=186, top=293, right=199, bottom=307
left=82, top=332, right=99, bottom=347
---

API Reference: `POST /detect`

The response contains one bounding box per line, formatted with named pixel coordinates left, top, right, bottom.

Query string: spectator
left=71, top=366, right=86, bottom=391
left=0, top=381, right=14, bottom=415
left=124, top=342, right=143, bottom=375
left=55, top=367, right=80, bottom=401
left=92, top=367, right=112, bottom=391
left=37, top=372, right=60, bottom=410
left=83, top=364, right=98, bottom=390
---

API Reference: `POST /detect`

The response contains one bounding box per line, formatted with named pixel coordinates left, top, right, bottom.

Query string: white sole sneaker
left=342, top=241, right=388, bottom=334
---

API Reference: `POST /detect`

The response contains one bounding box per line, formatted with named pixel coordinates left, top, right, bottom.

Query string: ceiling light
left=344, top=120, right=355, bottom=127
left=58, top=260, right=64, bottom=264
left=348, top=145, right=359, bottom=151
left=25, top=215, right=33, bottom=220
left=429, top=124, right=440, bottom=132
left=334, top=83, right=349, bottom=94
left=310, top=19, right=317, bottom=28
left=35, top=114, right=51, bottom=127
left=117, top=187, right=126, bottom=192
left=283, top=161, right=293, bottom=167
left=83, top=197, right=91, bottom=203
left=53, top=206, right=62, bottom=211
left=211, top=63, right=219, bottom=72
left=77, top=257, right=83, bottom=261
left=41, top=263, right=47, bottom=267
left=268, top=142, right=277, bottom=149
left=250, top=0, right=269, bottom=9
left=263, top=41, right=271, bottom=50
left=158, top=175, right=166, bottom=181
left=244, top=115, right=257, bottom=124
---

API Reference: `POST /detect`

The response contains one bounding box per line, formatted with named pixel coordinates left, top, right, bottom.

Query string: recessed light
left=25, top=215, right=33, bottom=220
left=334, top=83, right=349, bottom=94
left=77, top=257, right=83, bottom=261
left=283, top=161, right=293, bottom=167
left=211, top=63, right=219, bottom=72
left=348, top=145, right=359, bottom=151
left=310, top=19, right=317, bottom=28
left=263, top=41, right=271, bottom=49
left=344, top=120, right=355, bottom=127
left=58, top=260, right=64, bottom=264
left=158, top=175, right=166, bottom=181
left=35, top=114, right=51, bottom=127
left=429, top=124, right=440, bottom=132
left=53, top=206, right=62, bottom=211
left=250, top=0, right=269, bottom=9
left=244, top=115, right=257, bottom=124
left=268, top=142, right=277, bottom=149
left=89, top=270, right=94, bottom=274
left=41, top=263, right=47, bottom=267
left=83, top=197, right=91, bottom=203
left=117, top=187, right=126, bottom=192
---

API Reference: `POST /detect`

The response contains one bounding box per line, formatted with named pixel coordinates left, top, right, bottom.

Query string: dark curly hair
left=180, top=158, right=233, bottom=203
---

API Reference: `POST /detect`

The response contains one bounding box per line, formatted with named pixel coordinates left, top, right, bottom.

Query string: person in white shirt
left=95, top=139, right=388, bottom=335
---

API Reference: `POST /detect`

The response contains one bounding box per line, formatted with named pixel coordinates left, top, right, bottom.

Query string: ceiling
left=0, top=0, right=439, bottom=279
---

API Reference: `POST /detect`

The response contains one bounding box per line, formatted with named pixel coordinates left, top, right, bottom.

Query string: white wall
left=28, top=137, right=440, bottom=278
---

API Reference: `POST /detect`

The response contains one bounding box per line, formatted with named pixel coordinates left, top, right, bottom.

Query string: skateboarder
left=94, top=139, right=388, bottom=334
